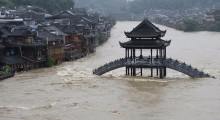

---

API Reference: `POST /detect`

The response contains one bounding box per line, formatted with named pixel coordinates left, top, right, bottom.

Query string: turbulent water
left=0, top=21, right=220, bottom=120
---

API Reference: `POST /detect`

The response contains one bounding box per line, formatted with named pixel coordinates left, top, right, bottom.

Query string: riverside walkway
left=93, top=58, right=213, bottom=78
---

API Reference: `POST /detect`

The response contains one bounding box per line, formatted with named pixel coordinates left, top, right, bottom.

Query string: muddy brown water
left=0, top=21, right=220, bottom=120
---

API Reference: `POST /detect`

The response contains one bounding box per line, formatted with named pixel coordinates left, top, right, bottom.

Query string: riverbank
left=114, top=8, right=220, bottom=32
left=153, top=18, right=220, bottom=32
left=0, top=72, right=15, bottom=81
left=0, top=6, right=116, bottom=81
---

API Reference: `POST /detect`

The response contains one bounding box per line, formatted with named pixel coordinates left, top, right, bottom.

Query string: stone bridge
left=93, top=58, right=214, bottom=78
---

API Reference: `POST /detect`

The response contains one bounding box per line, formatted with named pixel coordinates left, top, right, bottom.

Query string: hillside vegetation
left=129, top=0, right=220, bottom=13
left=0, top=0, right=74, bottom=12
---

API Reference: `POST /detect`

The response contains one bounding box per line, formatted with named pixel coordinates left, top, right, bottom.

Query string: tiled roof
left=125, top=19, right=166, bottom=38
left=120, top=39, right=171, bottom=49
left=42, top=26, right=67, bottom=36
left=0, top=26, right=34, bottom=37
left=21, top=10, right=45, bottom=22
left=37, top=29, right=63, bottom=41
left=49, top=11, right=75, bottom=19
left=55, top=25, right=78, bottom=34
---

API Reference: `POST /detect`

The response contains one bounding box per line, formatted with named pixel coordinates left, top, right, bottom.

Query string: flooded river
left=0, top=21, right=220, bottom=120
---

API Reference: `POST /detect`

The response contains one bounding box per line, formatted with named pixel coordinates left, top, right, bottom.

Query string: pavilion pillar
left=156, top=49, right=159, bottom=77
left=127, top=49, right=129, bottom=60
left=156, top=68, right=159, bottom=76
left=130, top=49, right=133, bottom=58
left=128, top=49, right=129, bottom=58
left=151, top=68, right=153, bottom=77
left=125, top=49, right=127, bottom=58
left=151, top=49, right=153, bottom=64
left=133, top=49, right=135, bottom=63
left=133, top=68, right=136, bottom=76
left=164, top=67, right=167, bottom=77
left=160, top=48, right=162, bottom=62
left=156, top=49, right=158, bottom=58
left=164, top=48, right=166, bottom=58
left=160, top=67, right=164, bottom=79
left=141, top=68, right=143, bottom=76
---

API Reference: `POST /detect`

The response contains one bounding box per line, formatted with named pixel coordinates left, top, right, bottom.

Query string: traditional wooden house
left=0, top=45, right=4, bottom=60
left=48, top=11, right=76, bottom=25
left=75, top=17, right=96, bottom=54
left=0, top=6, right=16, bottom=18
left=206, top=10, right=220, bottom=22
left=87, top=14, right=101, bottom=46
left=0, top=25, right=47, bottom=71
left=37, top=29, right=64, bottom=64
left=55, top=24, right=85, bottom=60
left=20, top=10, right=45, bottom=26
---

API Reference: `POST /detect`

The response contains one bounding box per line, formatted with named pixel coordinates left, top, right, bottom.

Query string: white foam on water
left=0, top=105, right=30, bottom=110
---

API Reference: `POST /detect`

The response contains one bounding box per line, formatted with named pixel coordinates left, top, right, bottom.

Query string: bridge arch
left=93, top=58, right=212, bottom=78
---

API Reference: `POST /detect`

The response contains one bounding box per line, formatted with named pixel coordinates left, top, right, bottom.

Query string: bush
left=208, top=22, right=220, bottom=32
left=0, top=65, right=12, bottom=75
left=109, top=17, right=116, bottom=27
left=98, top=34, right=106, bottom=44
left=44, top=57, right=55, bottom=67
left=182, top=18, right=200, bottom=32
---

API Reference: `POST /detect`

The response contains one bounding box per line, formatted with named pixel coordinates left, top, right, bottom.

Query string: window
left=11, top=49, right=14, bottom=55
left=27, top=37, right=33, bottom=43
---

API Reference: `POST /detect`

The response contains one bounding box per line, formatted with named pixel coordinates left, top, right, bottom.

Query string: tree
left=208, top=22, right=220, bottom=32
left=182, top=19, right=200, bottom=32
left=128, top=0, right=220, bottom=13
left=0, top=65, right=12, bottom=75
left=44, top=57, right=55, bottom=67
left=98, top=33, right=106, bottom=44
left=10, top=0, right=74, bottom=12
left=0, top=0, right=14, bottom=7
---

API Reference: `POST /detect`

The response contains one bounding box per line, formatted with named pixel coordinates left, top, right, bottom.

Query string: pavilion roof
left=119, top=39, right=171, bottom=49
left=125, top=19, right=166, bottom=38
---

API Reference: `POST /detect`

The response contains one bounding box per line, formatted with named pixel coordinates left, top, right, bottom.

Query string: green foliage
left=98, top=33, right=106, bottom=44
left=0, top=0, right=14, bottom=7
left=0, top=65, right=12, bottom=75
left=4, top=0, right=74, bottom=12
left=109, top=17, right=116, bottom=27
left=208, top=22, right=220, bottom=32
left=129, top=0, right=220, bottom=13
left=44, top=57, right=55, bottom=67
left=75, top=0, right=127, bottom=13
left=182, top=19, right=200, bottom=32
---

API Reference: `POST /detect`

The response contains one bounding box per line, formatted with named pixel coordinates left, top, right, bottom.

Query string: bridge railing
left=93, top=58, right=127, bottom=75
left=163, top=58, right=212, bottom=78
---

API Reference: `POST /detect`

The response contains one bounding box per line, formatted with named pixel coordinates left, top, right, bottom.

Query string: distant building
left=206, top=10, right=220, bottom=22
